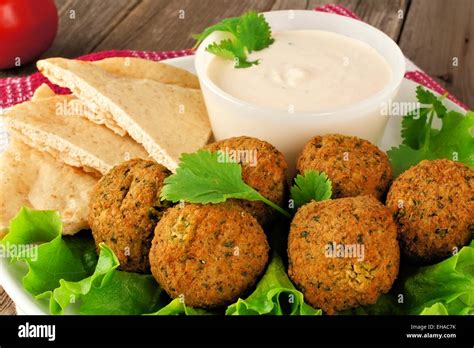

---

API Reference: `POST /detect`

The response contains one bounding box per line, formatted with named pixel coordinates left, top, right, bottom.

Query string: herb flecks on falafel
left=89, top=159, right=172, bottom=273
left=288, top=195, right=400, bottom=314
left=297, top=134, right=392, bottom=200
left=150, top=203, right=269, bottom=308
left=386, top=159, right=474, bottom=263
left=204, top=136, right=288, bottom=225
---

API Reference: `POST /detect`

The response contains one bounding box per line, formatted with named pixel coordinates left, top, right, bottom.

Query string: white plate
left=0, top=55, right=466, bottom=315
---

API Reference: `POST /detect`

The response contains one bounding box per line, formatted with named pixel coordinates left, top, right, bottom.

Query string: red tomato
left=0, top=0, right=58, bottom=69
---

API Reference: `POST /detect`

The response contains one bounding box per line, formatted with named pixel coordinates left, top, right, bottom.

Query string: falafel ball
left=204, top=136, right=288, bottom=226
left=386, top=159, right=474, bottom=263
left=149, top=203, right=269, bottom=308
left=296, top=134, right=392, bottom=200
left=89, top=159, right=172, bottom=273
left=288, top=196, right=399, bottom=314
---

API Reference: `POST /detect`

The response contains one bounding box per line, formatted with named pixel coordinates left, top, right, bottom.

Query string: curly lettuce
left=1, top=207, right=163, bottom=315
left=2, top=208, right=472, bottom=316
left=348, top=241, right=474, bottom=315
left=226, top=254, right=321, bottom=315
left=149, top=298, right=211, bottom=316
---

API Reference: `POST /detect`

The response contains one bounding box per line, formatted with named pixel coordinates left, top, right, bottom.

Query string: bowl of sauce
left=195, top=10, right=405, bottom=169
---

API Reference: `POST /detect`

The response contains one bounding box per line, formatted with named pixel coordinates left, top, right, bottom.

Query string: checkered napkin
left=0, top=4, right=468, bottom=114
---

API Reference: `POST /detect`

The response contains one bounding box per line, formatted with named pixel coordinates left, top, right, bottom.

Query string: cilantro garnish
left=160, top=150, right=290, bottom=218
left=193, top=11, right=274, bottom=68
left=388, top=86, right=474, bottom=176
left=290, top=171, right=332, bottom=210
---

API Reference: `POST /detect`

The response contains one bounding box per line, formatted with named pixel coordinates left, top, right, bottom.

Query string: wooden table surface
left=1, top=0, right=472, bottom=315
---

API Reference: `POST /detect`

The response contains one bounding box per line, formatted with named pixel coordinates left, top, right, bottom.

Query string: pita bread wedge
left=79, top=98, right=127, bottom=136
left=4, top=94, right=150, bottom=175
left=32, top=81, right=128, bottom=136
left=37, top=58, right=211, bottom=171
left=32, top=83, right=56, bottom=100
left=92, top=57, right=200, bottom=89
left=33, top=58, right=201, bottom=137
left=0, top=136, right=98, bottom=236
left=83, top=58, right=201, bottom=135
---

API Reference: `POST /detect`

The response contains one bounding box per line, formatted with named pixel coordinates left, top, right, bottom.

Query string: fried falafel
left=288, top=195, right=399, bottom=314
left=204, top=136, right=288, bottom=226
left=386, top=159, right=474, bottom=263
left=149, top=203, right=269, bottom=308
left=297, top=134, right=392, bottom=200
left=89, top=159, right=172, bottom=273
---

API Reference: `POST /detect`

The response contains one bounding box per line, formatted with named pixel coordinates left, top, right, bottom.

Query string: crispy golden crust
left=386, top=159, right=474, bottom=263
left=288, top=196, right=399, bottom=314
left=89, top=159, right=172, bottom=273
left=296, top=134, right=392, bottom=200
left=204, top=136, right=287, bottom=225
left=149, top=203, right=269, bottom=308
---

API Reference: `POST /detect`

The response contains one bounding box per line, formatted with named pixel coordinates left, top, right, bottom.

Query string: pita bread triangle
left=4, top=93, right=149, bottom=176
left=37, top=58, right=211, bottom=171
left=0, top=85, right=98, bottom=236
left=55, top=57, right=202, bottom=136
left=92, top=57, right=200, bottom=89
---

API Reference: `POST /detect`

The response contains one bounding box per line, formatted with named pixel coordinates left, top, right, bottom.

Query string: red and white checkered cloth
left=0, top=4, right=468, bottom=110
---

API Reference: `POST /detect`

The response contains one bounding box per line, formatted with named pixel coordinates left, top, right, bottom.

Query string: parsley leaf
left=206, top=39, right=241, bottom=61
left=160, top=150, right=290, bottom=218
left=290, top=171, right=332, bottom=210
left=206, top=39, right=257, bottom=68
left=416, top=87, right=447, bottom=117
left=192, top=17, right=240, bottom=47
left=387, top=144, right=437, bottom=177
left=237, top=11, right=274, bottom=51
left=388, top=86, right=474, bottom=176
left=400, top=108, right=432, bottom=149
left=193, top=11, right=274, bottom=68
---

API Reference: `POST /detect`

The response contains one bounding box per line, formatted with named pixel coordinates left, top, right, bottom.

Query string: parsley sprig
left=193, top=11, right=274, bottom=68
left=161, top=150, right=290, bottom=217
left=290, top=171, right=332, bottom=210
left=388, top=86, right=474, bottom=176
left=160, top=150, right=334, bottom=219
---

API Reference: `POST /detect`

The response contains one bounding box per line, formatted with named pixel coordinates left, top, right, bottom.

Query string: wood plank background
left=1, top=0, right=472, bottom=108
left=0, top=0, right=472, bottom=315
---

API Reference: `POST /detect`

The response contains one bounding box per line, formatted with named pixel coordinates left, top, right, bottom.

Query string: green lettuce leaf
left=344, top=294, right=402, bottom=315
left=2, top=207, right=62, bottom=247
left=401, top=241, right=474, bottom=315
left=1, top=207, right=165, bottom=315
left=226, top=254, right=321, bottom=315
left=3, top=207, right=472, bottom=316
left=429, top=110, right=474, bottom=166
left=419, top=302, right=449, bottom=315
left=44, top=243, right=119, bottom=314
left=80, top=271, right=164, bottom=315
left=346, top=241, right=474, bottom=315
left=149, top=298, right=211, bottom=316
left=1, top=208, right=94, bottom=297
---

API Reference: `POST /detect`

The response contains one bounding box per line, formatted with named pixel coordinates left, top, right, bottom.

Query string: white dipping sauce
left=207, top=30, right=392, bottom=112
